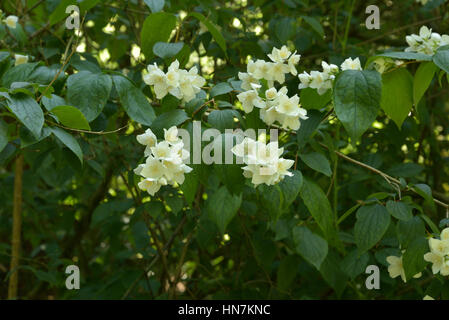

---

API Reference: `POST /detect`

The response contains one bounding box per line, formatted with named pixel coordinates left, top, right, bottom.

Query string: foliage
left=1, top=0, right=449, bottom=300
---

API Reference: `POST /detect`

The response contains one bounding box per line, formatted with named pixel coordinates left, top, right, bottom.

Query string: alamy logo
left=365, top=5, right=380, bottom=30
left=65, top=265, right=80, bottom=290
left=65, top=5, right=80, bottom=30
left=365, top=265, right=380, bottom=290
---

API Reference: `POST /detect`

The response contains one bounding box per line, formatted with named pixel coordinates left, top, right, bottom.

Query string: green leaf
left=396, top=216, right=425, bottom=248
left=2, top=62, right=39, bottom=88
left=278, top=170, right=303, bottom=209
left=299, top=178, right=336, bottom=241
left=299, top=152, right=332, bottom=177
left=207, top=109, right=237, bottom=131
left=258, top=184, right=283, bottom=220
left=112, top=75, right=156, bottom=126
left=378, top=52, right=432, bottom=61
left=141, top=12, right=177, bottom=59
left=50, top=105, right=91, bottom=130
left=153, top=42, right=184, bottom=59
left=144, top=0, right=165, bottom=12
left=41, top=94, right=67, bottom=111
left=319, top=251, right=348, bottom=297
left=402, top=237, right=428, bottom=281
left=277, top=255, right=300, bottom=291
left=380, top=68, right=413, bottom=128
left=301, top=16, right=324, bottom=38
left=7, top=93, right=44, bottom=138
left=433, top=47, right=449, bottom=74
left=151, top=109, right=189, bottom=135
left=354, top=204, right=391, bottom=253
left=210, top=82, right=233, bottom=97
left=386, top=200, right=413, bottom=221
left=334, top=70, right=382, bottom=142
left=412, top=183, right=436, bottom=212
left=66, top=71, right=112, bottom=122
left=413, top=62, right=437, bottom=106
left=207, top=186, right=242, bottom=234
left=189, top=12, right=227, bottom=56
left=179, top=167, right=199, bottom=206
left=51, top=127, right=83, bottom=164
left=299, top=87, right=332, bottom=110
left=293, top=226, right=328, bottom=269
left=275, top=17, right=295, bottom=43
left=340, top=249, right=369, bottom=280
left=296, top=110, right=323, bottom=148
left=0, top=119, right=8, bottom=152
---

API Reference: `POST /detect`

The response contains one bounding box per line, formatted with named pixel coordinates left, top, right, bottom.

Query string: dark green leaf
left=293, top=226, right=328, bottom=269
left=299, top=152, right=332, bottom=176
left=51, top=127, right=83, bottom=164
left=112, top=75, right=155, bottom=126
left=380, top=68, right=413, bottom=128
left=67, top=71, right=112, bottom=122
left=189, top=12, right=227, bottom=55
left=299, top=178, right=336, bottom=240
left=7, top=93, right=44, bottom=138
left=207, top=186, right=242, bottom=234
left=354, top=204, right=391, bottom=253
left=334, top=70, right=382, bottom=142
left=402, top=237, right=428, bottom=281
left=141, top=12, right=177, bottom=59
left=413, top=62, right=437, bottom=106
left=144, top=0, right=165, bottom=12
left=153, top=42, right=184, bottom=59
left=386, top=200, right=413, bottom=221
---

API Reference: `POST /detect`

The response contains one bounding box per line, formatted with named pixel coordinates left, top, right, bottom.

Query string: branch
left=319, top=142, right=449, bottom=210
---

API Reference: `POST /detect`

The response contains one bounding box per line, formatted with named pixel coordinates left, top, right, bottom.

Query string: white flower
left=423, top=228, right=449, bottom=276
left=143, top=60, right=205, bottom=102
left=268, top=45, right=291, bottom=63
left=387, top=255, right=422, bottom=282
left=424, top=252, right=446, bottom=275
left=136, top=128, right=157, bottom=147
left=341, top=57, right=362, bottom=71
left=265, top=87, right=278, bottom=100
left=423, top=295, right=434, bottom=300
left=238, top=72, right=259, bottom=91
left=287, top=52, right=301, bottom=76
left=135, top=126, right=192, bottom=197
left=404, top=26, right=449, bottom=55
left=275, top=94, right=301, bottom=117
left=5, top=15, right=18, bottom=28
left=138, top=178, right=162, bottom=196
left=429, top=238, right=449, bottom=256
left=164, top=126, right=181, bottom=145
left=298, top=71, right=312, bottom=89
left=237, top=89, right=265, bottom=113
left=14, top=54, right=28, bottom=66
left=231, top=137, right=293, bottom=187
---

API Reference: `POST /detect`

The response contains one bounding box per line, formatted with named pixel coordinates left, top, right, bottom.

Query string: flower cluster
left=236, top=46, right=307, bottom=130
left=143, top=60, right=206, bottom=102
left=297, top=57, right=362, bottom=95
left=231, top=137, right=294, bottom=186
left=424, top=227, right=449, bottom=276
left=238, top=45, right=300, bottom=90
left=405, top=26, right=449, bottom=55
left=386, top=252, right=422, bottom=283
left=134, top=127, right=192, bottom=196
